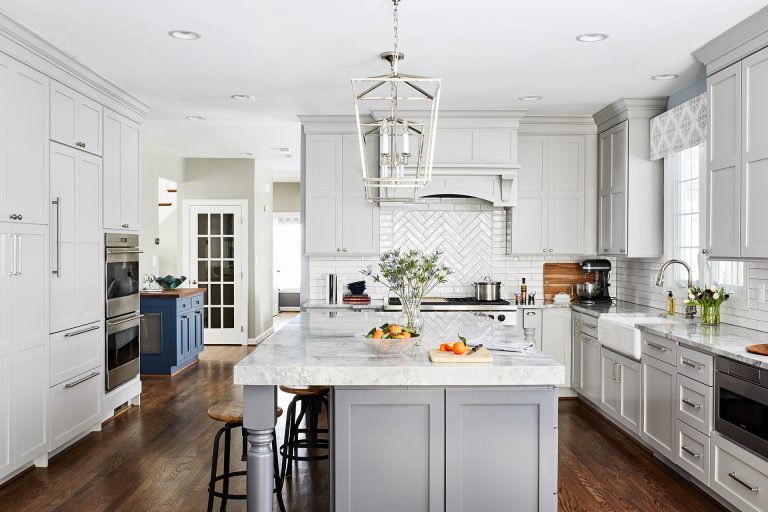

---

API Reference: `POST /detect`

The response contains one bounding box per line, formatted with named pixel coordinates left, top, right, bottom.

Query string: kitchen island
left=234, top=311, right=565, bottom=512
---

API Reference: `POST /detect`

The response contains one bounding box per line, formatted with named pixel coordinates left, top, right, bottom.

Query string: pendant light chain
left=392, top=0, right=399, bottom=76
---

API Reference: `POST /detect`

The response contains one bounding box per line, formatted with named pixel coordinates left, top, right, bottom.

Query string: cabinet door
left=305, top=134, right=342, bottom=254
left=7, top=59, right=49, bottom=225
left=615, top=354, right=641, bottom=435
left=571, top=316, right=582, bottom=391
left=0, top=232, right=10, bottom=478
left=334, top=389, right=445, bottom=512
left=9, top=225, right=49, bottom=466
left=76, top=95, right=102, bottom=156
left=341, top=134, right=379, bottom=255
left=513, top=136, right=548, bottom=254
left=120, top=119, right=140, bottom=230
left=177, top=313, right=190, bottom=360
left=50, top=81, right=78, bottom=148
left=548, top=136, right=585, bottom=254
left=598, top=130, right=612, bottom=255
left=600, top=348, right=620, bottom=417
left=541, top=308, right=571, bottom=388
left=641, top=356, right=676, bottom=460
left=75, top=153, right=103, bottom=324
left=580, top=334, right=601, bottom=403
left=49, top=368, right=101, bottom=451
left=708, top=62, right=742, bottom=258
left=103, top=111, right=122, bottom=230
left=741, top=47, right=768, bottom=258
left=609, top=122, right=628, bottom=255
left=445, top=388, right=558, bottom=512
left=194, top=308, right=205, bottom=353
left=0, top=59, right=7, bottom=222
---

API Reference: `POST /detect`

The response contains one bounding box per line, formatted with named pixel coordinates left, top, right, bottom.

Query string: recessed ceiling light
left=651, top=73, right=679, bottom=81
left=576, top=33, right=609, bottom=43
left=185, top=115, right=206, bottom=121
left=519, top=96, right=542, bottom=101
left=231, top=94, right=256, bottom=101
left=168, top=30, right=201, bottom=40
left=239, top=152, right=254, bottom=156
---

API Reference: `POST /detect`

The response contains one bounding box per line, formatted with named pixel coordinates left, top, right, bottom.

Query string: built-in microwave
left=715, top=356, right=768, bottom=459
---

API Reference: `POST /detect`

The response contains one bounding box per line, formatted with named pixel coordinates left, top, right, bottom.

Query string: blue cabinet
left=140, top=290, right=205, bottom=375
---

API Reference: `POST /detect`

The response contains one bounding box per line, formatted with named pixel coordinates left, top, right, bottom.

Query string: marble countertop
left=571, top=301, right=661, bottom=318
left=234, top=311, right=564, bottom=387
left=302, top=300, right=383, bottom=310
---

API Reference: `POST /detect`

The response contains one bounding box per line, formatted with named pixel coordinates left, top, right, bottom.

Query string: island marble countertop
left=234, top=311, right=564, bottom=387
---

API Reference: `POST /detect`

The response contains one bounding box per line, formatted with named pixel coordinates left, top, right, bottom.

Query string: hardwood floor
left=0, top=342, right=726, bottom=512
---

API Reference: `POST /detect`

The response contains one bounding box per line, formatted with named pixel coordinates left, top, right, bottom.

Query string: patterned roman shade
left=650, top=93, right=707, bottom=160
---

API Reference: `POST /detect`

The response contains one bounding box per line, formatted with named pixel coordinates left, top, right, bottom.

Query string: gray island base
left=234, top=311, right=565, bottom=512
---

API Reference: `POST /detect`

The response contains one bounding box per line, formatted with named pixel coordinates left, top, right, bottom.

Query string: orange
left=372, top=329, right=383, bottom=339
left=439, top=343, right=448, bottom=351
left=452, top=341, right=467, bottom=355
left=401, top=332, right=411, bottom=339
left=388, top=325, right=403, bottom=335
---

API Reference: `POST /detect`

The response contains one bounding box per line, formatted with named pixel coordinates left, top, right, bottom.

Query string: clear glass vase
left=700, top=303, right=721, bottom=326
left=400, top=296, right=424, bottom=336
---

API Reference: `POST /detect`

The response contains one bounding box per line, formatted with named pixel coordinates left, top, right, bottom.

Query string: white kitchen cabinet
left=49, top=368, right=101, bottom=452
left=595, top=99, right=664, bottom=258
left=541, top=308, right=572, bottom=392
left=711, top=431, right=768, bottom=512
left=0, top=232, right=9, bottom=478
left=0, top=52, right=50, bottom=226
left=641, top=355, right=676, bottom=461
left=513, top=135, right=585, bottom=254
left=304, top=132, right=379, bottom=255
left=600, top=347, right=641, bottom=436
left=580, top=333, right=601, bottom=404
left=50, top=81, right=102, bottom=157
left=103, top=108, right=140, bottom=231
left=571, top=314, right=582, bottom=391
left=50, top=143, right=103, bottom=333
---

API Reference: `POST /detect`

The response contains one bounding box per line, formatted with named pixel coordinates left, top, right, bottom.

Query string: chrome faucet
left=655, top=259, right=697, bottom=318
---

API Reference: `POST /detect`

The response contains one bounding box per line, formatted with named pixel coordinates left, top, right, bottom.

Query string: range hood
left=416, top=165, right=519, bottom=207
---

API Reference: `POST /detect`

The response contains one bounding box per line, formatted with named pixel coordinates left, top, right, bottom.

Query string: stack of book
left=343, top=294, right=371, bottom=305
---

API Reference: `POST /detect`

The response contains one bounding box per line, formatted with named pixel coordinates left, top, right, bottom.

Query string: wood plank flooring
left=0, top=340, right=727, bottom=511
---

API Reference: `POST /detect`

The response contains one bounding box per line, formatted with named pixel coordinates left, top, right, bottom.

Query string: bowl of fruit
left=358, top=323, right=420, bottom=355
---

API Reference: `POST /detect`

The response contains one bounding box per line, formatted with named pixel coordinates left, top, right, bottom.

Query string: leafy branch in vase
left=361, top=249, right=453, bottom=302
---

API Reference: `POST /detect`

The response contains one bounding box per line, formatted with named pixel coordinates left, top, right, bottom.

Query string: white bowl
left=356, top=332, right=420, bottom=355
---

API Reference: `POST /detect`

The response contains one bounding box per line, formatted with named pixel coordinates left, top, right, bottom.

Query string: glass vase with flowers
left=686, top=285, right=729, bottom=326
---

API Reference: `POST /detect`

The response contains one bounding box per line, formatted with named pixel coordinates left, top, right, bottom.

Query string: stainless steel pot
left=576, top=282, right=603, bottom=299
left=474, top=277, right=502, bottom=302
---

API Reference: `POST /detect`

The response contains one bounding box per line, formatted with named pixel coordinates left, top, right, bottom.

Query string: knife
left=467, top=344, right=483, bottom=355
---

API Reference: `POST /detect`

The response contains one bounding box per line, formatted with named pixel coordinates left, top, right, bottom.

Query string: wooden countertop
left=140, top=288, right=206, bottom=299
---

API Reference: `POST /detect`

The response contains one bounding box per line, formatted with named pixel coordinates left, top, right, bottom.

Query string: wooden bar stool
left=279, top=385, right=330, bottom=481
left=207, top=401, right=286, bottom=512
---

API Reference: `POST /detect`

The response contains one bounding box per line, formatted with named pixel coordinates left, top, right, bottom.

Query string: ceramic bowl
left=154, top=275, right=187, bottom=289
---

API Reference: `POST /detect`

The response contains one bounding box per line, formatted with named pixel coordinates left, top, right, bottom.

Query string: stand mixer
left=576, top=259, right=613, bottom=305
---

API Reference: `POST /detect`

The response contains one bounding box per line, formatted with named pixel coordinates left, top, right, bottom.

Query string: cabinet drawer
left=579, top=315, right=598, bottom=339
left=642, top=333, right=677, bottom=366
left=50, top=322, right=102, bottom=386
left=177, top=298, right=192, bottom=313
left=676, top=374, right=712, bottom=435
left=49, top=368, right=102, bottom=451
left=711, top=432, right=768, bottom=512
left=676, top=419, right=710, bottom=486
left=677, top=345, right=713, bottom=386
left=191, top=294, right=204, bottom=308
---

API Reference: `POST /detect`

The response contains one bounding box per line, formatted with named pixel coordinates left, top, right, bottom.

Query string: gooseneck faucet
left=655, top=259, right=697, bottom=318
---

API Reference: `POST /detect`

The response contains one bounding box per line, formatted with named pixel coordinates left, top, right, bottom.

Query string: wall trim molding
left=520, top=115, right=597, bottom=134
left=593, top=97, right=667, bottom=133
left=249, top=326, right=275, bottom=346
left=693, top=6, right=768, bottom=75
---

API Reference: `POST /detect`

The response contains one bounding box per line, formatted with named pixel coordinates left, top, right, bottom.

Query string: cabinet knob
left=702, top=249, right=709, bottom=254
left=542, top=249, right=547, bottom=253
left=603, top=249, right=608, bottom=253
left=17, top=214, right=22, bottom=220
left=9, top=214, right=17, bottom=220
left=336, top=248, right=341, bottom=252
left=549, top=248, right=553, bottom=253
left=620, top=249, right=625, bottom=253
left=342, top=248, right=347, bottom=252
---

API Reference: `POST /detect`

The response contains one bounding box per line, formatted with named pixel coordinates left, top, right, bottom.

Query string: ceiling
left=1, top=0, right=765, bottom=181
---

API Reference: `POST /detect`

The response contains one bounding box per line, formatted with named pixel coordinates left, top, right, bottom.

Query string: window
left=666, top=143, right=745, bottom=294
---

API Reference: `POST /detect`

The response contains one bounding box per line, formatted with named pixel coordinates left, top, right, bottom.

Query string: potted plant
left=362, top=249, right=452, bottom=334
left=687, top=285, right=730, bottom=326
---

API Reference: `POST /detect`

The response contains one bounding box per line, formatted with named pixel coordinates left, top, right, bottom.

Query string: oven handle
left=108, top=314, right=144, bottom=327
left=106, top=249, right=143, bottom=255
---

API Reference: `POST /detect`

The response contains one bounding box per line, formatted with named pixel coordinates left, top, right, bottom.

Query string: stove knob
left=487, top=314, right=495, bottom=320
left=498, top=314, right=506, bottom=322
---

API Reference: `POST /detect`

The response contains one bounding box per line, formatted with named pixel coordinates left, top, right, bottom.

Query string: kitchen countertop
left=302, top=300, right=383, bottom=310
left=234, top=310, right=564, bottom=387
left=571, top=300, right=661, bottom=318
left=140, top=287, right=207, bottom=298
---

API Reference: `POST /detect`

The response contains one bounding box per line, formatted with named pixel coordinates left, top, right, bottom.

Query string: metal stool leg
left=207, top=426, right=226, bottom=512
left=281, top=397, right=297, bottom=480
left=220, top=425, right=232, bottom=512
left=273, top=433, right=286, bottom=512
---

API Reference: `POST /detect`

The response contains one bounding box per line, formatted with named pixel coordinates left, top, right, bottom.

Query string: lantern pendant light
left=351, top=0, right=442, bottom=202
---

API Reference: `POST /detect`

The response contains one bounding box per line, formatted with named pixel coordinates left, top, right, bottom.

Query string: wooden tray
left=428, top=347, right=493, bottom=363
left=746, top=344, right=768, bottom=356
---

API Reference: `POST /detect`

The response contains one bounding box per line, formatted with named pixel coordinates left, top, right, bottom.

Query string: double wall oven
left=105, top=233, right=142, bottom=392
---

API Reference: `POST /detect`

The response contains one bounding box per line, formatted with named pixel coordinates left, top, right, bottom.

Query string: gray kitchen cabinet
left=303, top=131, right=379, bottom=256
left=445, top=388, right=558, bottom=512
left=641, top=354, right=676, bottom=461
left=600, top=347, right=641, bottom=436
left=541, top=308, right=572, bottom=392
left=50, top=80, right=102, bottom=157
left=334, top=388, right=445, bottom=512
left=580, top=332, right=601, bottom=404
left=571, top=313, right=582, bottom=391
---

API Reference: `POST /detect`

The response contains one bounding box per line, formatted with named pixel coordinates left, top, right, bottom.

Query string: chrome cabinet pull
left=64, top=371, right=99, bottom=388
left=681, top=358, right=703, bottom=370
left=108, top=314, right=144, bottom=326
left=729, top=472, right=759, bottom=493
left=647, top=341, right=668, bottom=352
left=52, top=197, right=61, bottom=277
left=681, top=446, right=700, bottom=458
left=583, top=322, right=597, bottom=329
left=9, top=234, right=16, bottom=276
left=64, top=325, right=100, bottom=337
left=15, top=234, right=21, bottom=275
left=681, top=398, right=701, bottom=409
left=526, top=311, right=536, bottom=316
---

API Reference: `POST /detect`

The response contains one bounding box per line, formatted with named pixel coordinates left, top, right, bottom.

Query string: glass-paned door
left=189, top=205, right=245, bottom=344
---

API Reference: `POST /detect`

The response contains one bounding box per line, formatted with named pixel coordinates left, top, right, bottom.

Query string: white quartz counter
left=234, top=311, right=565, bottom=387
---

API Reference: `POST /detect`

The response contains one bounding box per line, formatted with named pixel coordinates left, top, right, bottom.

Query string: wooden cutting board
left=543, top=263, right=595, bottom=304
left=428, top=347, right=493, bottom=363
left=746, top=344, right=768, bottom=356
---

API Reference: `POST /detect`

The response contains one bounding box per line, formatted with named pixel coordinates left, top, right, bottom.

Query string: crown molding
left=0, top=9, right=150, bottom=122
left=593, top=98, right=666, bottom=133
left=519, top=115, right=597, bottom=134
left=693, top=6, right=768, bottom=75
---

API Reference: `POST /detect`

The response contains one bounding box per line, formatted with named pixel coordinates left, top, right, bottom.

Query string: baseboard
left=278, top=307, right=300, bottom=312
left=102, top=377, right=142, bottom=423
left=248, top=326, right=275, bottom=346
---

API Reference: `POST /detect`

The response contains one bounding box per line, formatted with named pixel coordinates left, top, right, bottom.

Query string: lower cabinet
left=600, top=347, right=641, bottom=436
left=641, top=355, right=676, bottom=460
left=711, top=431, right=768, bottom=511
left=580, top=333, right=601, bottom=404
left=541, top=308, right=572, bottom=393
left=571, top=314, right=582, bottom=391
left=139, top=293, right=205, bottom=375
left=333, top=387, right=558, bottom=512
left=49, top=368, right=101, bottom=451
left=676, top=419, right=710, bottom=486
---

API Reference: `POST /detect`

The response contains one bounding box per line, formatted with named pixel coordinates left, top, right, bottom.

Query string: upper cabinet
left=50, top=81, right=102, bottom=157
left=512, top=135, right=586, bottom=255
left=303, top=123, right=379, bottom=256
left=594, top=99, right=665, bottom=258
left=103, top=108, right=140, bottom=231
left=0, top=53, right=50, bottom=226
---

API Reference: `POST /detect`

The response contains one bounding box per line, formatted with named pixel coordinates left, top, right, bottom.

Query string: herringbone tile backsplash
left=308, top=198, right=584, bottom=301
